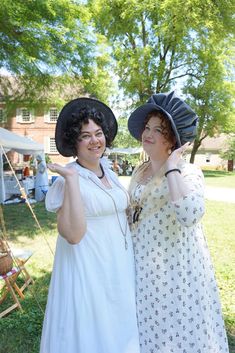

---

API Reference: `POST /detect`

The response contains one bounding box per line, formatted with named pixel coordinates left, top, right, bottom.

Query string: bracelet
left=165, top=168, right=181, bottom=177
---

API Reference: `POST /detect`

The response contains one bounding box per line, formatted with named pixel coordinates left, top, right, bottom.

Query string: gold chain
left=89, top=178, right=128, bottom=250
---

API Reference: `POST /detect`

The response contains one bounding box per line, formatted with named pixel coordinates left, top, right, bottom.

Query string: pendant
left=125, top=238, right=128, bottom=250
left=133, top=205, right=143, bottom=223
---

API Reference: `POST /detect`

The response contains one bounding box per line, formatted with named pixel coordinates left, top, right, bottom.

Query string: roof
left=199, top=134, right=230, bottom=152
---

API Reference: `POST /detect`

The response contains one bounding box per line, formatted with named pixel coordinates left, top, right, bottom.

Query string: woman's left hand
left=47, top=163, right=78, bottom=179
left=166, top=142, right=190, bottom=169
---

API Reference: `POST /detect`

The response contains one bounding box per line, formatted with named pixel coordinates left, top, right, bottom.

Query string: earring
left=168, top=149, right=172, bottom=155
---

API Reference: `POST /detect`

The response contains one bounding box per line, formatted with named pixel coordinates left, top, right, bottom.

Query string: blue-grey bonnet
left=128, top=91, right=198, bottom=147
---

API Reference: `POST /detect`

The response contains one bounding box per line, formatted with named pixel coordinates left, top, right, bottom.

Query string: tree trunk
left=189, top=139, right=201, bottom=164
left=227, top=160, right=234, bottom=171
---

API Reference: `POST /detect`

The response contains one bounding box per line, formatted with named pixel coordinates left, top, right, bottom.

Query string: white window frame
left=16, top=108, right=34, bottom=123
left=44, top=136, right=58, bottom=154
left=44, top=107, right=58, bottom=123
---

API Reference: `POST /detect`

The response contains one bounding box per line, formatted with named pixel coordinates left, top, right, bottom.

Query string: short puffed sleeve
left=45, top=176, right=65, bottom=213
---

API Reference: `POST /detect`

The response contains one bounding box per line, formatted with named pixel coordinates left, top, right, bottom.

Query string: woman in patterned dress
left=127, top=91, right=229, bottom=353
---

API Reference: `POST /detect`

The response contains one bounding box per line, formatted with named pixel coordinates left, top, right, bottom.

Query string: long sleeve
left=172, top=164, right=205, bottom=227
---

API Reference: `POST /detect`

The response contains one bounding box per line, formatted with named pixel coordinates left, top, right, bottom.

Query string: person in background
left=121, top=160, right=128, bottom=175
left=35, top=155, right=49, bottom=201
left=112, top=159, right=120, bottom=174
left=127, top=91, right=229, bottom=353
left=40, top=97, right=140, bottom=353
left=23, top=164, right=30, bottom=178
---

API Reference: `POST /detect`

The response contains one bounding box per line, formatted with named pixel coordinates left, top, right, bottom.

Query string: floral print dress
left=129, top=161, right=229, bottom=353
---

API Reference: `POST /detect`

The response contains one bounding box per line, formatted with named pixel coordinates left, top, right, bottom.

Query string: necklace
left=131, top=163, right=166, bottom=226
left=141, top=163, right=154, bottom=185
left=89, top=177, right=128, bottom=250
left=76, top=160, right=105, bottom=179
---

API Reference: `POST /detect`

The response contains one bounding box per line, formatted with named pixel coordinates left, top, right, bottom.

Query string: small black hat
left=55, top=97, right=118, bottom=157
left=128, top=91, right=198, bottom=147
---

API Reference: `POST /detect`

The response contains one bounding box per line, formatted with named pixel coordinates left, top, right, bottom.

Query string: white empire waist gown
left=40, top=160, right=140, bottom=353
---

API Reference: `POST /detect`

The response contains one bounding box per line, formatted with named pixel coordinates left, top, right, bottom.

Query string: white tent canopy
left=107, top=147, right=143, bottom=155
left=0, top=127, right=43, bottom=155
left=0, top=128, right=44, bottom=203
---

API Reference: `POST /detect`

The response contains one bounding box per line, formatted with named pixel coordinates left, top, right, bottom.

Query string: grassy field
left=119, top=169, right=235, bottom=190
left=0, top=171, right=234, bottom=353
left=202, top=170, right=235, bottom=188
left=203, top=201, right=235, bottom=352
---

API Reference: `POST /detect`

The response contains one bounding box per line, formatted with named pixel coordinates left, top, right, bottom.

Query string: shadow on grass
left=2, top=202, right=57, bottom=241
left=227, top=333, right=235, bottom=353
left=0, top=271, right=51, bottom=353
left=225, top=316, right=235, bottom=353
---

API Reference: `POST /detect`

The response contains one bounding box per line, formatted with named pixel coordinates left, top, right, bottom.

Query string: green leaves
left=0, top=0, right=100, bottom=104
left=0, top=0, right=234, bottom=144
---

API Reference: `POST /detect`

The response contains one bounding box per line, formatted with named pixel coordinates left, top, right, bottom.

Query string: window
left=44, top=108, right=58, bottom=123
left=44, top=136, right=58, bottom=154
left=49, top=137, right=57, bottom=153
left=206, top=153, right=211, bottom=162
left=16, top=108, right=34, bottom=123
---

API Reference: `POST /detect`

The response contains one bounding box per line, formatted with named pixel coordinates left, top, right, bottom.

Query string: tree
left=88, top=0, right=235, bottom=158
left=111, top=117, right=142, bottom=166
left=113, top=117, right=140, bottom=149
left=0, top=0, right=113, bottom=105
left=220, top=136, right=235, bottom=161
left=88, top=0, right=235, bottom=102
left=184, top=35, right=235, bottom=162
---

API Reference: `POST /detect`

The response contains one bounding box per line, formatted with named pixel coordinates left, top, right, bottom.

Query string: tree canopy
left=220, top=135, right=235, bottom=161
left=88, top=0, right=235, bottom=156
left=0, top=0, right=234, bottom=158
left=0, top=0, right=113, bottom=104
left=88, top=0, right=234, bottom=99
left=184, top=34, right=235, bottom=161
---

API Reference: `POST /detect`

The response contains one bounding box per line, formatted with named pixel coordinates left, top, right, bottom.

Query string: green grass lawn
left=203, top=170, right=235, bottom=188
left=120, top=170, right=235, bottom=189
left=0, top=203, right=57, bottom=353
left=0, top=194, right=234, bottom=352
left=203, top=200, right=235, bottom=352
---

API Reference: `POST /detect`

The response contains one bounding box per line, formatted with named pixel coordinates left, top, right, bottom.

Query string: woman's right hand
left=47, top=163, right=78, bottom=179
left=49, top=163, right=86, bottom=244
left=165, top=142, right=190, bottom=170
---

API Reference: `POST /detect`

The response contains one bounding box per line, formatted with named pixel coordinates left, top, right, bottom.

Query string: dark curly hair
left=63, top=106, right=112, bottom=157
left=143, top=110, right=177, bottom=150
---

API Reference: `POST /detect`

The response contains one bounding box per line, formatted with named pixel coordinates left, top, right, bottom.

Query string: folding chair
left=0, top=267, right=24, bottom=318
left=0, top=249, right=34, bottom=318
left=12, top=249, right=34, bottom=292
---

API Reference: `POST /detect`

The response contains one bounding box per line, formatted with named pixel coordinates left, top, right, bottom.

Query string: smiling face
left=142, top=113, right=176, bottom=160
left=76, top=119, right=106, bottom=166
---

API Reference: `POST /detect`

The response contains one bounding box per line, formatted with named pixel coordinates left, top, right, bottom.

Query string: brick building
left=0, top=76, right=85, bottom=167
left=0, top=102, right=71, bottom=166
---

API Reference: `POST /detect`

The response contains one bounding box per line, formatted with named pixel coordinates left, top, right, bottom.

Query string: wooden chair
left=0, top=249, right=34, bottom=318
left=11, top=249, right=34, bottom=292
left=0, top=267, right=24, bottom=318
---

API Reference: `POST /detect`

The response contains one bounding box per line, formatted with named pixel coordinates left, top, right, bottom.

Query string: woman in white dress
left=40, top=98, right=140, bottom=353
left=127, top=91, right=229, bottom=353
left=35, top=155, right=49, bottom=201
